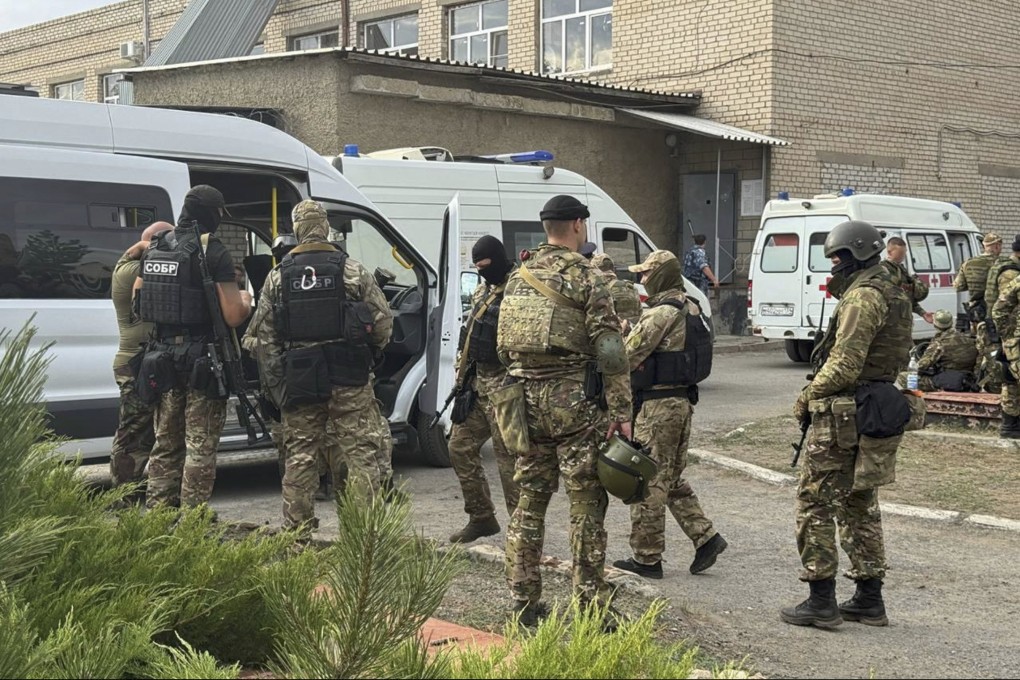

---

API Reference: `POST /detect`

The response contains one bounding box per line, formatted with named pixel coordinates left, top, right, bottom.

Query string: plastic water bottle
left=906, top=356, right=919, bottom=391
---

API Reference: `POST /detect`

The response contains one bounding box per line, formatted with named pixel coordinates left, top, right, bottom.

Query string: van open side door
left=420, top=195, right=462, bottom=432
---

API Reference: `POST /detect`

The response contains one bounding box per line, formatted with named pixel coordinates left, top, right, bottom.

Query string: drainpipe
left=142, top=0, right=150, bottom=59
left=341, top=0, right=351, bottom=47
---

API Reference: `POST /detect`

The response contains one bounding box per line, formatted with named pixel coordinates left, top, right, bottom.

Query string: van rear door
left=905, top=230, right=954, bottom=338
left=801, top=216, right=850, bottom=331
left=753, top=217, right=803, bottom=328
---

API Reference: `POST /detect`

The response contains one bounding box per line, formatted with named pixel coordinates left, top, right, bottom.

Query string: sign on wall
left=740, top=178, right=764, bottom=217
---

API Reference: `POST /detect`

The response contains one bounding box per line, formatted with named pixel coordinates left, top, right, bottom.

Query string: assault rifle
left=193, top=223, right=271, bottom=446
left=430, top=361, right=475, bottom=429
left=791, top=419, right=808, bottom=468
left=793, top=294, right=827, bottom=467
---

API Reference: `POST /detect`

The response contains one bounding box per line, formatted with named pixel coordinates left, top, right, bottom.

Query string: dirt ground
left=707, top=417, right=1020, bottom=519
left=433, top=552, right=754, bottom=674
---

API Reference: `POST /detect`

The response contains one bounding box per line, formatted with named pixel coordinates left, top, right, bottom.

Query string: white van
left=748, top=192, right=982, bottom=363
left=326, top=146, right=713, bottom=326
left=0, top=96, right=461, bottom=466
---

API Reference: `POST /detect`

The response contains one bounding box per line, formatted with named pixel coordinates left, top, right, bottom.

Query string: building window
left=290, top=30, right=339, bottom=51
left=52, top=79, right=85, bottom=101
left=102, top=74, right=123, bottom=104
left=541, top=0, right=611, bottom=75
left=250, top=42, right=265, bottom=56
left=449, top=0, right=508, bottom=67
left=362, top=14, right=418, bottom=56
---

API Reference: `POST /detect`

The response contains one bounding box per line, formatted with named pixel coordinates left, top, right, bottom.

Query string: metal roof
left=124, top=47, right=700, bottom=105
left=619, top=108, right=789, bottom=146
left=144, top=0, right=279, bottom=67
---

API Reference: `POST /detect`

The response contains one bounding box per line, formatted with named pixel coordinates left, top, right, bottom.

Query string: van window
left=602, top=226, right=652, bottom=281
left=333, top=218, right=418, bottom=287
left=946, top=233, right=974, bottom=269
left=808, top=233, right=831, bottom=272
left=502, top=221, right=546, bottom=262
left=760, top=233, right=799, bottom=272
left=907, top=233, right=952, bottom=272
left=0, top=177, right=173, bottom=299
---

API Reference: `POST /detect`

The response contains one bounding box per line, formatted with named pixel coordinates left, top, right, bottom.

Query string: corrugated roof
left=620, top=108, right=789, bottom=146
left=125, top=46, right=700, bottom=104
left=144, top=0, right=279, bottom=67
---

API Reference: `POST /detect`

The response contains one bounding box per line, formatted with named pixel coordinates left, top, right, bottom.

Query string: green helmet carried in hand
left=933, top=309, right=954, bottom=330
left=597, top=435, right=658, bottom=505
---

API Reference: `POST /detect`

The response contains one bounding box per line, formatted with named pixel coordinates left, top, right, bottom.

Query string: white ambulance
left=326, top=145, right=713, bottom=326
left=747, top=192, right=983, bottom=363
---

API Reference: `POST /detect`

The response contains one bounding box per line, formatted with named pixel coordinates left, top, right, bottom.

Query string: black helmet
left=597, top=435, right=658, bottom=505
left=823, top=220, right=884, bottom=262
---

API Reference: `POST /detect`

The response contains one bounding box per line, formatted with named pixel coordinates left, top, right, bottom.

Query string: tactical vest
left=499, top=261, right=595, bottom=357
left=610, top=279, right=642, bottom=325
left=467, top=290, right=502, bottom=365
left=962, top=254, right=995, bottom=301
left=988, top=262, right=1020, bottom=306
left=280, top=248, right=348, bottom=342
left=139, top=230, right=211, bottom=333
left=814, top=266, right=911, bottom=382
left=631, top=299, right=713, bottom=390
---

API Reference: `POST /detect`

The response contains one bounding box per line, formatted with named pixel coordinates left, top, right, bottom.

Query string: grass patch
left=705, top=415, right=1020, bottom=518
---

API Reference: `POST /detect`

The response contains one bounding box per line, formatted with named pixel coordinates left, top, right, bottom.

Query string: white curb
left=908, top=429, right=1020, bottom=450
left=689, top=448, right=797, bottom=486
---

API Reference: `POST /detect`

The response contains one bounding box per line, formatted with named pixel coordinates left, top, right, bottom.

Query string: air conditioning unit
left=120, top=41, right=144, bottom=61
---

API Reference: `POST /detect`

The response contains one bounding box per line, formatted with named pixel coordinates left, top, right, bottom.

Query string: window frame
left=362, top=13, right=420, bottom=56
left=52, top=79, right=85, bottom=101
left=906, top=232, right=952, bottom=273
left=449, top=0, right=508, bottom=67
left=101, top=73, right=123, bottom=104
left=760, top=233, right=800, bottom=274
left=540, top=0, right=612, bottom=76
left=289, top=30, right=340, bottom=51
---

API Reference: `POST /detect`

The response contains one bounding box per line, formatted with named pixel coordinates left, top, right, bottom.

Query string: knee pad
left=569, top=488, right=608, bottom=518
left=518, top=490, right=552, bottom=514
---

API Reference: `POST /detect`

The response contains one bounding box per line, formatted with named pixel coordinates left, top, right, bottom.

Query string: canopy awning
left=619, top=108, right=790, bottom=146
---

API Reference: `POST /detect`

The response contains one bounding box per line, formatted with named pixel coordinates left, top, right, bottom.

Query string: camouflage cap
left=590, top=253, right=615, bottom=273
left=933, top=309, right=954, bottom=330
left=983, top=232, right=1002, bottom=246
left=292, top=199, right=329, bottom=242
left=628, top=249, right=678, bottom=273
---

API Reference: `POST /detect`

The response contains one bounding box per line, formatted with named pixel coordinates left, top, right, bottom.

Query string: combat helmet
left=933, top=309, right=954, bottom=330
left=823, top=220, right=885, bottom=262
left=597, top=435, right=658, bottom=504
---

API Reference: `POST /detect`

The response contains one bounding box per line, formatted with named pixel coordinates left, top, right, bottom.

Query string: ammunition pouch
left=188, top=355, right=222, bottom=398
left=324, top=342, right=372, bottom=387
left=901, top=390, right=927, bottom=432
left=135, top=348, right=177, bottom=405
left=342, top=300, right=374, bottom=347
left=283, top=346, right=332, bottom=408
left=490, top=380, right=530, bottom=455
left=583, top=361, right=607, bottom=410
left=451, top=385, right=478, bottom=425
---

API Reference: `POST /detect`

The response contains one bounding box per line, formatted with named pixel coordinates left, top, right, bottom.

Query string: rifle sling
left=456, top=285, right=502, bottom=384
left=519, top=265, right=583, bottom=311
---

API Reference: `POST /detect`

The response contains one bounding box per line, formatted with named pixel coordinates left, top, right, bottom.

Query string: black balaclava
left=472, top=235, right=512, bottom=286
left=179, top=196, right=221, bottom=234
left=828, top=249, right=880, bottom=298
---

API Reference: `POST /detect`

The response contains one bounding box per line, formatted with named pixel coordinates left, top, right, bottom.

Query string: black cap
left=1012, top=234, right=1020, bottom=252
left=578, top=242, right=597, bottom=259
left=540, top=194, right=590, bottom=221
left=185, top=185, right=227, bottom=211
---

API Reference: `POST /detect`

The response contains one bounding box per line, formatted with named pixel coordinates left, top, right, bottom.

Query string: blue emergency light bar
left=482, top=150, right=554, bottom=164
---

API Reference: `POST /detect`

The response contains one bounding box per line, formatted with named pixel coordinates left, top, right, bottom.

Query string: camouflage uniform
left=983, top=255, right=1020, bottom=309
left=245, top=201, right=393, bottom=531
left=794, top=263, right=912, bottom=582
left=992, top=277, right=1020, bottom=418
left=896, top=327, right=977, bottom=392
left=497, top=242, right=632, bottom=608
left=590, top=253, right=643, bottom=329
left=955, top=241, right=1009, bottom=333
left=148, top=389, right=226, bottom=507
left=624, top=286, right=716, bottom=564
left=880, top=259, right=929, bottom=317
left=448, top=281, right=519, bottom=524
left=982, top=257, right=1020, bottom=398
left=110, top=253, right=155, bottom=485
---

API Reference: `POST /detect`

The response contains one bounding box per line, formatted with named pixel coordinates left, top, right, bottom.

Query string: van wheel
left=415, top=410, right=452, bottom=468
left=785, top=339, right=811, bottom=363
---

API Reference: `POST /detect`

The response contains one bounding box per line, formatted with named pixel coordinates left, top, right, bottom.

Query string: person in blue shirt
left=683, top=234, right=719, bottom=295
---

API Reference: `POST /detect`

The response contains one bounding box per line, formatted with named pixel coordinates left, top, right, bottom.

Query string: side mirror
left=460, top=271, right=481, bottom=311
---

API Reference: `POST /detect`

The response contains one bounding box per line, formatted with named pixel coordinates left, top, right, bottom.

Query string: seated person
left=898, top=310, right=978, bottom=392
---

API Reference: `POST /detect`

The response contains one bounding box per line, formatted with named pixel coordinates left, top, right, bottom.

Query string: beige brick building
left=3, top=0, right=1019, bottom=331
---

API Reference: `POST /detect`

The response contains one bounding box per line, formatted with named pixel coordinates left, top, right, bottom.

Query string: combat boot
left=839, top=578, right=888, bottom=626
left=508, top=599, right=548, bottom=627
left=780, top=578, right=843, bottom=629
left=1000, top=413, right=1020, bottom=439
left=612, top=557, right=663, bottom=580
left=448, top=516, right=500, bottom=544
left=690, top=533, right=728, bottom=574
left=314, top=474, right=332, bottom=501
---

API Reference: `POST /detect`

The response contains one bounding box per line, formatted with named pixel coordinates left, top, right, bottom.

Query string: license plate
left=760, top=304, right=794, bottom=317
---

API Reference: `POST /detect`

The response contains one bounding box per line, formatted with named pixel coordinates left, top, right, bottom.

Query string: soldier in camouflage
left=979, top=236, right=1020, bottom=401
left=496, top=194, right=632, bottom=628
left=883, top=236, right=933, bottom=323
left=245, top=200, right=393, bottom=533
left=991, top=272, right=1020, bottom=438
left=109, top=221, right=172, bottom=487
left=783, top=220, right=912, bottom=630
left=590, top=253, right=643, bottom=332
left=611, top=250, right=727, bottom=581
left=447, top=236, right=519, bottom=544
left=955, top=232, right=1006, bottom=334
left=896, top=310, right=977, bottom=391
left=136, top=186, right=252, bottom=509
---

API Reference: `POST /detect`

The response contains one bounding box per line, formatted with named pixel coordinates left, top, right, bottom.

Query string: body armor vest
left=610, top=279, right=642, bottom=325
left=631, top=299, right=713, bottom=390
left=280, top=248, right=348, bottom=342
left=499, top=260, right=595, bottom=357
left=467, top=290, right=502, bottom=365
left=988, top=262, right=1020, bottom=306
left=139, top=230, right=211, bottom=334
left=814, top=266, right=912, bottom=382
